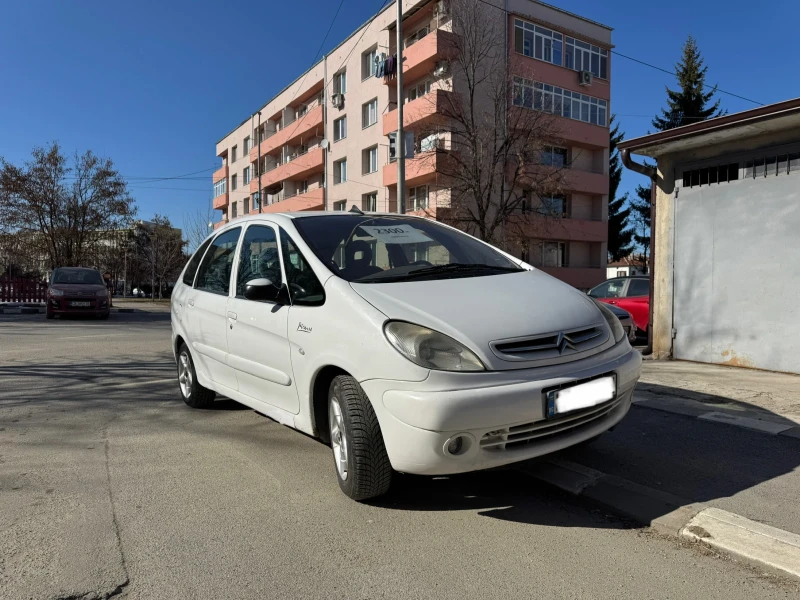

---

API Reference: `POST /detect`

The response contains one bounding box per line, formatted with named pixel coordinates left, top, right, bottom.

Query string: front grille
left=480, top=395, right=623, bottom=451
left=490, top=325, right=607, bottom=362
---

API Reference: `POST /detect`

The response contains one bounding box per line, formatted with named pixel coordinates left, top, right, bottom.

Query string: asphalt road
left=1, top=311, right=798, bottom=599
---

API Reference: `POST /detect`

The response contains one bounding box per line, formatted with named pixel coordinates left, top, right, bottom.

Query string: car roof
left=54, top=266, right=99, bottom=271
left=213, top=211, right=423, bottom=233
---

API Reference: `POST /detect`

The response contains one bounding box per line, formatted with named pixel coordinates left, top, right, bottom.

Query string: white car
left=171, top=212, right=641, bottom=501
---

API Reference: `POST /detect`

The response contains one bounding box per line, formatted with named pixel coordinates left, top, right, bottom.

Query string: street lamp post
left=396, top=0, right=406, bottom=214
left=257, top=111, right=263, bottom=213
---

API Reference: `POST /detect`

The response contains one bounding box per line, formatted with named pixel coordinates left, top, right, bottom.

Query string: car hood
left=51, top=283, right=105, bottom=295
left=351, top=269, right=610, bottom=371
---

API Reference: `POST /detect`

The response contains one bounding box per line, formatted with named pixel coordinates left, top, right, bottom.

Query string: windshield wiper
left=407, top=263, right=519, bottom=277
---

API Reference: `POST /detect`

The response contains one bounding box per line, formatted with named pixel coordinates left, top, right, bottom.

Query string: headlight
left=594, top=300, right=625, bottom=344
left=49, top=289, right=64, bottom=297
left=97, top=289, right=109, bottom=296
left=384, top=321, right=485, bottom=372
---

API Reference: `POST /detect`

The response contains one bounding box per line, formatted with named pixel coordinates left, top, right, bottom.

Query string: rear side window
left=194, top=227, right=242, bottom=295
left=627, top=278, right=650, bottom=297
left=182, top=238, right=212, bottom=286
left=589, top=279, right=624, bottom=298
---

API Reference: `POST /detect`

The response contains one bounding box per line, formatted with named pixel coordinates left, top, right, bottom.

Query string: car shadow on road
left=372, top=385, right=800, bottom=531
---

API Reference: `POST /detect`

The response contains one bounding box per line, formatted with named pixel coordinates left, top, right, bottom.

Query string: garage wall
left=673, top=173, right=800, bottom=373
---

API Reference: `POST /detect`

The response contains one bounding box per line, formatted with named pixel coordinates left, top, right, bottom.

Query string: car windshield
left=292, top=215, right=523, bottom=283
left=53, top=269, right=104, bottom=285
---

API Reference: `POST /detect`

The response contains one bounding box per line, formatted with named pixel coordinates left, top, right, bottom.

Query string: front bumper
left=48, top=297, right=109, bottom=314
left=361, top=342, right=641, bottom=475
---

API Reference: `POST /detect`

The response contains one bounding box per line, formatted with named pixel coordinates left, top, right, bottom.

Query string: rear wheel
left=328, top=375, right=392, bottom=501
left=177, top=344, right=215, bottom=408
left=46, top=308, right=54, bottom=320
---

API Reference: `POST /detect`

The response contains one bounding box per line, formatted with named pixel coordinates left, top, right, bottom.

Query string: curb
left=633, top=394, right=800, bottom=440
left=0, top=307, right=136, bottom=314
left=522, top=459, right=800, bottom=580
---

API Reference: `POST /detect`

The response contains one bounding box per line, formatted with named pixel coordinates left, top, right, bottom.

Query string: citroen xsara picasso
left=171, top=212, right=641, bottom=500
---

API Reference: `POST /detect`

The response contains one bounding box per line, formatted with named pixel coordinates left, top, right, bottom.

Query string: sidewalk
left=637, top=359, right=800, bottom=434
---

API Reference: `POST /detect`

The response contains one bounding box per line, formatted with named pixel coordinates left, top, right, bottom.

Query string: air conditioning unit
left=433, top=0, right=447, bottom=17
left=433, top=60, right=450, bottom=77
left=331, top=93, right=344, bottom=109
left=578, top=70, right=593, bottom=86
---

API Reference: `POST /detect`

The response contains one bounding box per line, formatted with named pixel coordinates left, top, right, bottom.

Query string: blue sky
left=1, top=0, right=796, bottom=230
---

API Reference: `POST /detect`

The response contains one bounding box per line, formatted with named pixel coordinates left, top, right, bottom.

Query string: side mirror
left=243, top=278, right=282, bottom=303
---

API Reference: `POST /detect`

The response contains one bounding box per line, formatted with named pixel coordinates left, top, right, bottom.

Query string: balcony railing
left=382, top=89, right=455, bottom=136
left=384, top=29, right=457, bottom=86
left=250, top=104, right=324, bottom=162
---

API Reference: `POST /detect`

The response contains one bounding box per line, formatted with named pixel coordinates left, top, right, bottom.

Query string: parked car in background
left=47, top=267, right=110, bottom=320
left=588, top=276, right=649, bottom=334
left=605, top=303, right=637, bottom=343
left=132, top=288, right=150, bottom=298
left=171, top=212, right=641, bottom=501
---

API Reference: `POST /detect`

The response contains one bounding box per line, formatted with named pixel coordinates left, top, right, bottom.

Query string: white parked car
left=171, top=212, right=641, bottom=500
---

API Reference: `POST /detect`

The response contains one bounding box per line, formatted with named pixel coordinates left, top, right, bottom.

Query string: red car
left=588, top=276, right=649, bottom=334
left=47, top=267, right=110, bottom=320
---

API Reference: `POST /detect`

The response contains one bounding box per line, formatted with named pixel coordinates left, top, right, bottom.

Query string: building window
left=297, top=104, right=307, bottom=118
left=565, top=37, right=608, bottom=80
left=617, top=270, right=625, bottom=278
left=252, top=192, right=260, bottom=210
left=231, top=145, right=238, bottom=163
left=243, top=167, right=250, bottom=185
left=334, top=159, right=347, bottom=185
left=231, top=173, right=238, bottom=191
left=542, top=241, right=566, bottom=267
left=213, top=178, right=227, bottom=198
left=362, top=192, right=377, bottom=212
left=333, top=200, right=346, bottom=211
left=407, top=80, right=431, bottom=103
left=333, top=116, right=347, bottom=141
left=408, top=185, right=428, bottom=211
left=363, top=146, right=378, bottom=174
left=538, top=194, right=567, bottom=217
left=362, top=48, right=377, bottom=79
left=244, top=197, right=250, bottom=214
left=513, top=77, right=607, bottom=127
left=513, top=19, right=562, bottom=67
left=362, top=99, right=378, bottom=128
left=231, top=201, right=238, bottom=219
left=243, top=137, right=251, bottom=153
left=542, top=146, right=568, bottom=167
left=297, top=179, right=308, bottom=194
left=682, top=163, right=740, bottom=188
left=334, top=71, right=347, bottom=94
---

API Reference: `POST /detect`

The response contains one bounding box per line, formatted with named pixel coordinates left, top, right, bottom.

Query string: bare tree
left=0, top=143, right=136, bottom=269
left=135, top=216, right=186, bottom=300
left=413, top=0, right=569, bottom=254
left=182, top=204, right=215, bottom=253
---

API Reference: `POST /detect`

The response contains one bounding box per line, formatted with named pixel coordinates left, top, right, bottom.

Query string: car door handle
left=227, top=311, right=237, bottom=320
left=188, top=299, right=195, bottom=307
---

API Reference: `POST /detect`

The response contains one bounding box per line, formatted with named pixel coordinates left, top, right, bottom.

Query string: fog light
left=446, top=436, right=463, bottom=456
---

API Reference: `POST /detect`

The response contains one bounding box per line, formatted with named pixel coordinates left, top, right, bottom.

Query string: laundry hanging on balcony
left=374, top=53, right=397, bottom=79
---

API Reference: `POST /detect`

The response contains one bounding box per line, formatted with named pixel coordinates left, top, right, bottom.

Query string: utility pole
left=396, top=0, right=406, bottom=214
left=257, top=111, right=263, bottom=213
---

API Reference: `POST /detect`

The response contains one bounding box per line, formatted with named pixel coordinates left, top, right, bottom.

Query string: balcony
left=261, top=147, right=325, bottom=189
left=382, top=89, right=455, bottom=136
left=383, top=151, right=444, bottom=188
left=518, top=165, right=608, bottom=196
left=385, top=29, right=457, bottom=86
left=212, top=193, right=229, bottom=210
left=520, top=215, right=607, bottom=242
left=213, top=219, right=228, bottom=230
left=262, top=187, right=324, bottom=213
left=213, top=165, right=228, bottom=183
left=249, top=104, right=324, bottom=161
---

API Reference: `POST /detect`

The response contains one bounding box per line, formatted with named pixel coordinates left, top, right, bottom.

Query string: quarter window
left=195, top=227, right=242, bottom=295
left=280, top=229, right=325, bottom=305
left=236, top=225, right=282, bottom=298
left=182, top=238, right=213, bottom=286
left=627, top=279, right=649, bottom=297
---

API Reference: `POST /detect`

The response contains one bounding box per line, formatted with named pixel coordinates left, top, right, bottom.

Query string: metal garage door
left=673, top=172, right=800, bottom=373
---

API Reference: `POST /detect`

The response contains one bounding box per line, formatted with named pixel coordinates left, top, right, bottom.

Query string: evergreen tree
left=652, top=35, right=724, bottom=131
left=629, top=181, right=652, bottom=270
left=607, top=115, right=634, bottom=262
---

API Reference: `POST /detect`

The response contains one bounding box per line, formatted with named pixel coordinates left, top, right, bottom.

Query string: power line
left=468, top=0, right=762, bottom=106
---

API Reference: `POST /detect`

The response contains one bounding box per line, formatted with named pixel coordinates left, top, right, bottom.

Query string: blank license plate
left=70, top=301, right=91, bottom=307
left=546, top=376, right=616, bottom=417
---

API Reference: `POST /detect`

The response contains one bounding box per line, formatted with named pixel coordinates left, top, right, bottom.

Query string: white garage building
left=619, top=98, right=800, bottom=374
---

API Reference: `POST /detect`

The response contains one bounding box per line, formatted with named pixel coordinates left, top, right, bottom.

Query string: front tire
left=328, top=375, right=392, bottom=501
left=177, top=344, right=215, bottom=408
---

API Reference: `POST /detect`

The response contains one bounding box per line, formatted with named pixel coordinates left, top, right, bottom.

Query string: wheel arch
left=309, top=365, right=350, bottom=443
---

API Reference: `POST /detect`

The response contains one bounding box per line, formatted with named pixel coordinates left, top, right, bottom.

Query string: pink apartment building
left=212, top=0, right=612, bottom=290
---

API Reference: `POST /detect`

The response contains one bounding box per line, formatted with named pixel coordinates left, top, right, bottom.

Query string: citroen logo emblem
left=556, top=333, right=576, bottom=355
